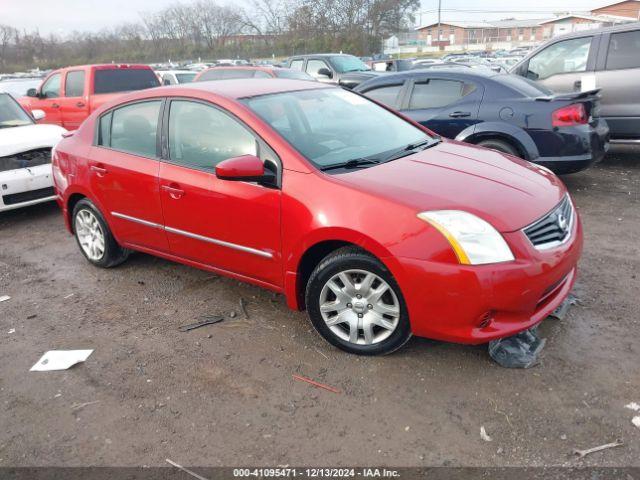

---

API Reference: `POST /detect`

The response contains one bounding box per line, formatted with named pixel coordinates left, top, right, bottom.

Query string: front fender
left=283, top=227, right=405, bottom=310
left=455, top=122, right=540, bottom=161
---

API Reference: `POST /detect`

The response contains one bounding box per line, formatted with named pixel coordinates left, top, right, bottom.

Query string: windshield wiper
left=319, top=158, right=381, bottom=172
left=382, top=138, right=441, bottom=163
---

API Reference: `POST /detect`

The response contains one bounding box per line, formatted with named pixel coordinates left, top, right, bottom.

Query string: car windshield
left=176, top=73, right=196, bottom=83
left=243, top=88, right=433, bottom=170
left=331, top=55, right=371, bottom=73
left=0, top=94, right=33, bottom=128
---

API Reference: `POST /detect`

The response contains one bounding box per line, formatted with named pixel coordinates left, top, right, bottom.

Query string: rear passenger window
left=408, top=80, right=475, bottom=109
left=168, top=100, right=257, bottom=170
left=108, top=101, right=161, bottom=158
left=365, top=85, right=403, bottom=108
left=606, top=30, right=640, bottom=70
left=65, top=71, right=85, bottom=97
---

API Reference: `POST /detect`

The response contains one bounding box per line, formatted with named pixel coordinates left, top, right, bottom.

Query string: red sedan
left=51, top=79, right=582, bottom=355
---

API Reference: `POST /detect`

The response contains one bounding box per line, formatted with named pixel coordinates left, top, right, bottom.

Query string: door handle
left=162, top=184, right=185, bottom=199
left=76, top=101, right=86, bottom=107
left=90, top=164, right=107, bottom=176
left=51, top=103, right=60, bottom=108
left=449, top=111, right=471, bottom=118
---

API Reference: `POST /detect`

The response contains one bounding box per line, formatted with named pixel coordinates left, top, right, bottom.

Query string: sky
left=0, top=0, right=616, bottom=35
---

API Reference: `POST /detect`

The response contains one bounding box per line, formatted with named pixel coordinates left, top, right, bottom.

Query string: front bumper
left=0, top=164, right=55, bottom=212
left=393, top=211, right=583, bottom=345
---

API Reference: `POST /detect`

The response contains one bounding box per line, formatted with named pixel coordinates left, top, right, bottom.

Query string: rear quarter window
left=93, top=69, right=160, bottom=94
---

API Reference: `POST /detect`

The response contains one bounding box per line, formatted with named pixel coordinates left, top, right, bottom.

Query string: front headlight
left=417, top=210, right=514, bottom=265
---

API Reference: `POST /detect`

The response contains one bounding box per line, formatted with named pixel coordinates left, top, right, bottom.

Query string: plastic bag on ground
left=488, top=327, right=546, bottom=369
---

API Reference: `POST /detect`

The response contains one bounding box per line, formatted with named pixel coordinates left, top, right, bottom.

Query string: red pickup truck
left=19, top=64, right=160, bottom=130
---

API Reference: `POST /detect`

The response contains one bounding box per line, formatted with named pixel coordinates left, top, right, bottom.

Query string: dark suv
left=284, top=54, right=378, bottom=89
left=511, top=23, right=640, bottom=143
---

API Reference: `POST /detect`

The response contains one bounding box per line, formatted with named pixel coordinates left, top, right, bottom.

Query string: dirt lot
left=1, top=147, right=639, bottom=468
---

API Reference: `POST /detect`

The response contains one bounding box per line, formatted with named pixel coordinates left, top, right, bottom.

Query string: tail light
left=552, top=103, right=588, bottom=127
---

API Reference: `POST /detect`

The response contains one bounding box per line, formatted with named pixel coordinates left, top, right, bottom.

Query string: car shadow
left=0, top=201, right=60, bottom=228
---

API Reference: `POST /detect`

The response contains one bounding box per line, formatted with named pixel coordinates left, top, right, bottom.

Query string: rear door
left=158, top=98, right=282, bottom=286
left=89, top=99, right=169, bottom=252
left=59, top=69, right=89, bottom=130
left=398, top=76, right=483, bottom=138
left=520, top=35, right=598, bottom=93
left=594, top=28, right=640, bottom=139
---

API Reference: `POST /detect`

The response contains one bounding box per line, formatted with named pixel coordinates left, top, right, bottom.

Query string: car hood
left=0, top=124, right=67, bottom=157
left=333, top=140, right=566, bottom=232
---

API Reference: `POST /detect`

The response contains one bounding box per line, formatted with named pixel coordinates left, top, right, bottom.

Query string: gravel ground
left=0, top=147, right=639, bottom=468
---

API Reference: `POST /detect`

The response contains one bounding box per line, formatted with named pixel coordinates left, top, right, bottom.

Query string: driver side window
left=41, top=73, right=61, bottom=99
left=167, top=100, right=257, bottom=171
left=306, top=60, right=331, bottom=78
left=528, top=36, right=592, bottom=80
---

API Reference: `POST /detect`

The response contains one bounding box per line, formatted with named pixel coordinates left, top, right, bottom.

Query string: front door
left=59, top=69, right=90, bottom=130
left=158, top=99, right=282, bottom=287
left=525, top=35, right=595, bottom=94
left=89, top=99, right=169, bottom=252
left=400, top=78, right=482, bottom=139
left=33, top=72, right=63, bottom=126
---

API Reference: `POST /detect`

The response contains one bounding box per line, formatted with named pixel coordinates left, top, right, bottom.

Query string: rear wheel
left=72, top=199, right=129, bottom=268
left=305, top=247, right=411, bottom=355
left=477, top=138, right=520, bottom=157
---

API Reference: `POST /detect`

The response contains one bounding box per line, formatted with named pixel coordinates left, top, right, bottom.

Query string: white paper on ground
left=30, top=350, right=93, bottom=372
left=0, top=295, right=10, bottom=302
left=580, top=74, right=596, bottom=92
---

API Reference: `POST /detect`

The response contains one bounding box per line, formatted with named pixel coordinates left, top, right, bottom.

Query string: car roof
left=545, top=20, right=640, bottom=41
left=157, top=70, right=196, bottom=74
left=354, top=69, right=497, bottom=90
left=290, top=53, right=353, bottom=58
left=164, top=78, right=332, bottom=100
left=205, top=66, right=282, bottom=72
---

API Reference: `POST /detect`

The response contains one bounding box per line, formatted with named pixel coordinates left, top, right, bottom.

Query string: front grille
left=3, top=187, right=55, bottom=206
left=0, top=147, right=52, bottom=173
left=524, top=196, right=573, bottom=249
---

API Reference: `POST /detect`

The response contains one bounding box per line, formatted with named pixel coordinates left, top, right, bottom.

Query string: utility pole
left=437, top=0, right=442, bottom=46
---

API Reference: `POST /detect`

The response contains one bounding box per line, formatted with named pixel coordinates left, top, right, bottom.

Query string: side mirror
left=317, top=67, right=333, bottom=78
left=216, top=155, right=270, bottom=183
left=31, top=109, right=46, bottom=121
left=27, top=88, right=39, bottom=98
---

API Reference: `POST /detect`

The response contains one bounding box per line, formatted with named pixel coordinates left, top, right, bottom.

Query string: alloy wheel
left=75, top=209, right=105, bottom=261
left=319, top=269, right=400, bottom=345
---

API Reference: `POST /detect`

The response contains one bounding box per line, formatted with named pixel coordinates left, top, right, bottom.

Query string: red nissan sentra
left=52, top=79, right=582, bottom=355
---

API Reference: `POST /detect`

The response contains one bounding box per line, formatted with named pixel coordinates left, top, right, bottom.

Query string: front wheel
left=305, top=247, right=412, bottom=355
left=72, top=198, right=129, bottom=268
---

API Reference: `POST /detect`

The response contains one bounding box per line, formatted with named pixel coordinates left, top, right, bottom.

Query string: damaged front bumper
left=0, top=161, right=55, bottom=212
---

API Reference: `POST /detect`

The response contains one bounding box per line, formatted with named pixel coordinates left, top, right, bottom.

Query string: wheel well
left=468, top=133, right=527, bottom=159
left=67, top=193, right=86, bottom=232
left=296, top=240, right=358, bottom=310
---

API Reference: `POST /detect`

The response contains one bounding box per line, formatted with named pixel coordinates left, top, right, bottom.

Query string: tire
left=305, top=246, right=412, bottom=356
left=477, top=138, right=521, bottom=158
left=72, top=198, right=129, bottom=268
